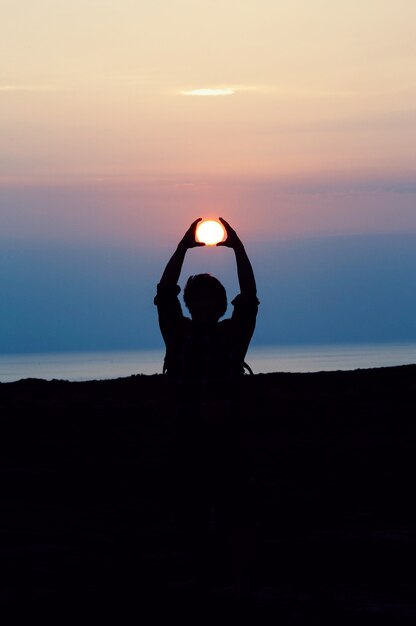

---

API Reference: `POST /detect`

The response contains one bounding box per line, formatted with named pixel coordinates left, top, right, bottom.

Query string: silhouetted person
left=154, top=217, right=259, bottom=591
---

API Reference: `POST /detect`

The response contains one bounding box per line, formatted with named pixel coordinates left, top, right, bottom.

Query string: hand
left=216, top=217, right=242, bottom=249
left=179, top=218, right=205, bottom=249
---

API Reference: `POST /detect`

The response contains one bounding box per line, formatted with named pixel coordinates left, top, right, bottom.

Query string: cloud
left=179, top=84, right=273, bottom=97
left=0, top=84, right=57, bottom=92
left=180, top=87, right=235, bottom=97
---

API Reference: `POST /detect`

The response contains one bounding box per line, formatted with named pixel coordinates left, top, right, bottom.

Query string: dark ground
left=1, top=365, right=416, bottom=622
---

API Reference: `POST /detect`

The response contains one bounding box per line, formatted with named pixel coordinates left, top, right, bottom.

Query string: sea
left=0, top=343, right=415, bottom=383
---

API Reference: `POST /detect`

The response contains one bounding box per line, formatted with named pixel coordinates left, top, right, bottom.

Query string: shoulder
left=154, top=283, right=181, bottom=305
left=231, top=293, right=260, bottom=314
left=232, top=292, right=260, bottom=305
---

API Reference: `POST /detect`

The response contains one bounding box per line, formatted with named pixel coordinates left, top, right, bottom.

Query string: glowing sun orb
left=196, top=220, right=225, bottom=246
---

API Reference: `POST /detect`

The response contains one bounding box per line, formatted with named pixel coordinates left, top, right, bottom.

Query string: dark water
left=0, top=342, right=415, bottom=381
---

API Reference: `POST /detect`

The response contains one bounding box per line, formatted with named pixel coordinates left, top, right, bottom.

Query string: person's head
left=184, top=274, right=227, bottom=323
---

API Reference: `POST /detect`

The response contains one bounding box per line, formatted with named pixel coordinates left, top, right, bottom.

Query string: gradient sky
left=1, top=1, right=416, bottom=354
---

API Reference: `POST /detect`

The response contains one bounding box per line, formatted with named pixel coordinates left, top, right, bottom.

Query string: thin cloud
left=179, top=84, right=410, bottom=100
left=0, top=84, right=57, bottom=92
left=181, top=88, right=235, bottom=97
left=179, top=84, right=267, bottom=97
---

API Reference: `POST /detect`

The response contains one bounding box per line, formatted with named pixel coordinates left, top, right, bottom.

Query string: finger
left=187, top=218, right=202, bottom=236
left=219, top=217, right=231, bottom=229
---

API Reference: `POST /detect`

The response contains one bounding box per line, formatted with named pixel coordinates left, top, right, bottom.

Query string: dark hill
left=1, top=366, right=415, bottom=622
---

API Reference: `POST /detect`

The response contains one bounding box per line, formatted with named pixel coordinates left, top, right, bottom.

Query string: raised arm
left=217, top=217, right=257, bottom=298
left=159, top=218, right=205, bottom=286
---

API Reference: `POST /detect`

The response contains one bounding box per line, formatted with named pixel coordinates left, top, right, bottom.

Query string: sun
left=196, top=220, right=225, bottom=246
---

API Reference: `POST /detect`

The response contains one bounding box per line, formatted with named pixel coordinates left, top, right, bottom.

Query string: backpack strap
left=243, top=361, right=254, bottom=375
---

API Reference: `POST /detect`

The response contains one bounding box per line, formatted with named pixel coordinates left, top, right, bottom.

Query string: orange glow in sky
left=196, top=220, right=225, bottom=245
left=1, top=1, right=416, bottom=246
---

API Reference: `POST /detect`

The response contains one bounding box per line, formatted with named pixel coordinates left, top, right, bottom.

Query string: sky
left=1, top=1, right=416, bottom=354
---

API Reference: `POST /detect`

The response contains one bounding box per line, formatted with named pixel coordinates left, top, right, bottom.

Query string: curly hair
left=183, top=273, right=227, bottom=318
